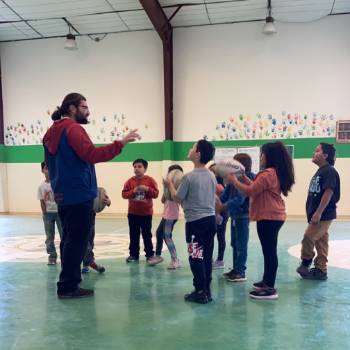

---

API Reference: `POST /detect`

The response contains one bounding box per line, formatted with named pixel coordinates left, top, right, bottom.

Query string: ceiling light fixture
left=262, top=0, right=277, bottom=35
left=64, top=25, right=78, bottom=50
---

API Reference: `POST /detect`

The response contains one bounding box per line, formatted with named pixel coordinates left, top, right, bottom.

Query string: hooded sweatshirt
left=43, top=118, right=123, bottom=206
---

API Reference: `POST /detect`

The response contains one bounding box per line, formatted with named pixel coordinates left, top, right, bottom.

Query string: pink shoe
left=167, top=259, right=182, bottom=269
left=147, top=255, right=164, bottom=266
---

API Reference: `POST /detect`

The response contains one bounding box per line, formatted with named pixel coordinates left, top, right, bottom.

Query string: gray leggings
left=155, top=218, right=178, bottom=260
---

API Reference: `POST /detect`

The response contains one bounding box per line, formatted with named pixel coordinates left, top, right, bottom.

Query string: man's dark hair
left=133, top=158, right=148, bottom=169
left=51, top=93, right=86, bottom=121
left=320, top=143, right=336, bottom=165
left=196, top=139, right=215, bottom=165
left=41, top=161, right=46, bottom=171
left=261, top=141, right=295, bottom=196
left=234, top=153, right=252, bottom=173
left=168, top=164, right=183, bottom=173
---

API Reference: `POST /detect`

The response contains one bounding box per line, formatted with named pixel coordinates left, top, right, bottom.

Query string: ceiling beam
left=139, top=0, right=173, bottom=141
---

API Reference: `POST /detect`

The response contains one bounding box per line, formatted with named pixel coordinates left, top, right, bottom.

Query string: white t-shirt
left=37, top=181, right=57, bottom=213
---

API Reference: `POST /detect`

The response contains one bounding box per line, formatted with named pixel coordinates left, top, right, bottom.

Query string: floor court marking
left=0, top=232, right=137, bottom=262
left=288, top=240, right=350, bottom=270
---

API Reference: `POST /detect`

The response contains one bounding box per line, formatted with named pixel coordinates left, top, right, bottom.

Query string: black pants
left=83, top=212, right=97, bottom=266
left=57, top=200, right=94, bottom=294
left=128, top=214, right=154, bottom=258
left=185, top=216, right=216, bottom=292
left=215, top=213, right=229, bottom=261
left=256, top=220, right=284, bottom=288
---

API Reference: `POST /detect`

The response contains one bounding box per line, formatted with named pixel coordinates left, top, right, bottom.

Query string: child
left=82, top=188, right=112, bottom=274
left=37, top=161, right=62, bottom=265
left=155, top=165, right=183, bottom=269
left=164, top=140, right=216, bottom=304
left=122, top=158, right=161, bottom=265
left=227, top=142, right=295, bottom=300
left=209, top=163, right=228, bottom=269
left=296, top=143, right=340, bottom=280
left=221, top=153, right=255, bottom=282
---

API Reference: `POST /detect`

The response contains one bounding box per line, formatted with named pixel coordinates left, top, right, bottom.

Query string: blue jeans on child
left=231, top=217, right=249, bottom=276
left=43, top=212, right=63, bottom=259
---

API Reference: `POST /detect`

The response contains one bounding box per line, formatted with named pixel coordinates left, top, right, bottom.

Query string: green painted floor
left=0, top=216, right=350, bottom=350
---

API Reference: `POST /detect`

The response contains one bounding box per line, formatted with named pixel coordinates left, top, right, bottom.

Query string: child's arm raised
left=164, top=174, right=190, bottom=203
left=227, top=170, right=271, bottom=197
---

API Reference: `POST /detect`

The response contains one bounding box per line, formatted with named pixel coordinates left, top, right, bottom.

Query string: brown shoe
left=57, top=288, right=94, bottom=299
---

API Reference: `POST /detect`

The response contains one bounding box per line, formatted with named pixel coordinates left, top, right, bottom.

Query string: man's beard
left=76, top=112, right=89, bottom=125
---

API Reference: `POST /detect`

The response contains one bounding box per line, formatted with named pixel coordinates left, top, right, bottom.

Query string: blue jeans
left=231, top=217, right=249, bottom=276
left=43, top=212, right=63, bottom=259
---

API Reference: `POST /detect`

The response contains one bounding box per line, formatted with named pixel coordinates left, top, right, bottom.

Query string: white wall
left=173, top=15, right=350, bottom=141
left=1, top=31, right=164, bottom=144
left=1, top=15, right=350, bottom=216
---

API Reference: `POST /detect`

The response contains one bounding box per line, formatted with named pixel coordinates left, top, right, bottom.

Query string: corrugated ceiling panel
left=168, top=5, right=210, bottom=26
left=69, top=13, right=128, bottom=34
left=28, top=19, right=68, bottom=36
left=332, top=0, right=350, bottom=13
left=0, top=22, right=41, bottom=40
left=5, top=0, right=111, bottom=19
left=107, top=0, right=142, bottom=11
left=118, top=10, right=153, bottom=30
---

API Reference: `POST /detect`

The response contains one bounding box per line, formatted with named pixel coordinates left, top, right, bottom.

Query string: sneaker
left=226, top=272, right=247, bottom=282
left=223, top=269, right=235, bottom=278
left=147, top=255, right=164, bottom=266
left=90, top=262, right=105, bottom=273
left=167, top=259, right=182, bottom=269
left=81, top=266, right=90, bottom=274
left=184, top=290, right=209, bottom=304
left=57, top=287, right=94, bottom=299
left=126, top=256, right=139, bottom=263
left=302, top=268, right=328, bottom=281
left=296, top=263, right=310, bottom=277
left=212, top=260, right=225, bottom=269
left=252, top=280, right=268, bottom=290
left=249, top=287, right=278, bottom=300
left=47, top=256, right=57, bottom=265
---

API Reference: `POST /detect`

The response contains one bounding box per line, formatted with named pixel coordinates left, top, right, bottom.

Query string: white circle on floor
left=288, top=240, right=350, bottom=270
left=0, top=232, right=136, bottom=263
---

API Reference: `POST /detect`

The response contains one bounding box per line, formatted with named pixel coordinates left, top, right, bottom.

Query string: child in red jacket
left=122, top=158, right=160, bottom=265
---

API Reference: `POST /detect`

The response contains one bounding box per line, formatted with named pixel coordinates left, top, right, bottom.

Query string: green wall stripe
left=0, top=138, right=349, bottom=163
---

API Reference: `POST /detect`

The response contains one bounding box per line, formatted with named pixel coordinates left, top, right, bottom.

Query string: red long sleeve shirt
left=122, top=175, right=159, bottom=216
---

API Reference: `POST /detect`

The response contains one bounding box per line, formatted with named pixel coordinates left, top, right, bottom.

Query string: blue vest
left=44, top=131, right=97, bottom=206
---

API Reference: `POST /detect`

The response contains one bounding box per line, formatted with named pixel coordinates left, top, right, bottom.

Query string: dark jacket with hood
left=43, top=118, right=123, bottom=206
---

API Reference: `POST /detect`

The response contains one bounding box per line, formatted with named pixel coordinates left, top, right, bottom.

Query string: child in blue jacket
left=221, top=153, right=255, bottom=282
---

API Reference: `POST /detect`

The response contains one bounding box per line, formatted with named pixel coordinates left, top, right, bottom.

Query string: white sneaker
left=167, top=259, right=182, bottom=269
left=147, top=255, right=164, bottom=266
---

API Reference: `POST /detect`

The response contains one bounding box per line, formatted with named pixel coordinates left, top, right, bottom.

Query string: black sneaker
left=249, top=287, right=278, bottom=300
left=223, top=269, right=235, bottom=278
left=303, top=268, right=328, bottom=281
left=296, top=263, right=310, bottom=277
left=252, top=280, right=268, bottom=290
left=184, top=290, right=209, bottom=304
left=57, top=287, right=94, bottom=299
left=226, top=272, right=247, bottom=282
left=126, top=256, right=139, bottom=263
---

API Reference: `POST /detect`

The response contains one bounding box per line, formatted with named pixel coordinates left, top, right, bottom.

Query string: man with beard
left=43, top=93, right=140, bottom=299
